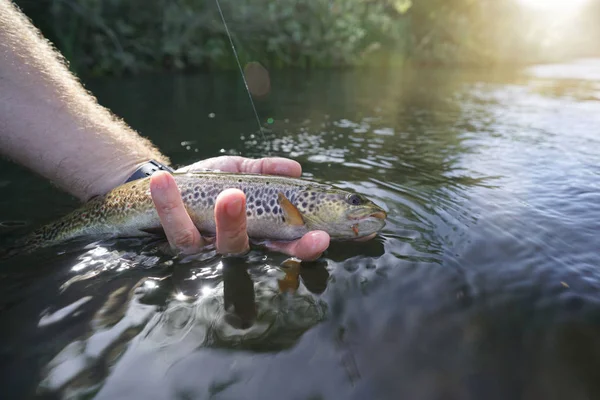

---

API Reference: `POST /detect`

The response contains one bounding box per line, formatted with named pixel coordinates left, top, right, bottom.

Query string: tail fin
left=0, top=199, right=101, bottom=261
left=0, top=246, right=18, bottom=260
left=0, top=231, right=51, bottom=261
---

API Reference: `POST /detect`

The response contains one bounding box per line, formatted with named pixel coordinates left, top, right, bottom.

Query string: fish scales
left=166, top=172, right=321, bottom=240
left=3, top=171, right=387, bottom=257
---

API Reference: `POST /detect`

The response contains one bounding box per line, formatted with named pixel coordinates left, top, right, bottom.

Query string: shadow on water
left=2, top=59, right=600, bottom=398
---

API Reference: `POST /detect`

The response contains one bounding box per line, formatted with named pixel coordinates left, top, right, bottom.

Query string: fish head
left=299, top=188, right=387, bottom=240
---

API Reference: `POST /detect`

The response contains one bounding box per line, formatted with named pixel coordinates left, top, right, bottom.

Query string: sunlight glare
left=201, top=286, right=212, bottom=296
left=516, top=0, right=590, bottom=12
left=144, top=279, right=158, bottom=290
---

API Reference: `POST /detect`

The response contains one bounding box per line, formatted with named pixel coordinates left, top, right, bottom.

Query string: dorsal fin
left=277, top=193, right=305, bottom=226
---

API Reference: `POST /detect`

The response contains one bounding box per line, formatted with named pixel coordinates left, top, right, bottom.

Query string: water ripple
left=4, top=61, right=600, bottom=399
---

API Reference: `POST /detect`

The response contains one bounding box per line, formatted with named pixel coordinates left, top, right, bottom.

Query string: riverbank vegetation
left=14, top=0, right=600, bottom=76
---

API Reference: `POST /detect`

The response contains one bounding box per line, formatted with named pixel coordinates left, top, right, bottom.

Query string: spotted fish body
left=5, top=171, right=387, bottom=256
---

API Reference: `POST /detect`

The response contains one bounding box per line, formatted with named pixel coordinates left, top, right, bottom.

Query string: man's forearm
left=0, top=0, right=169, bottom=201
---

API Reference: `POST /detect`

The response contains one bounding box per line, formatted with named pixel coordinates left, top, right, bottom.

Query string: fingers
left=150, top=171, right=204, bottom=254
left=152, top=156, right=333, bottom=260
left=265, top=231, right=330, bottom=262
left=150, top=173, right=250, bottom=257
left=214, top=188, right=250, bottom=256
left=240, top=157, right=302, bottom=177
left=181, top=156, right=302, bottom=177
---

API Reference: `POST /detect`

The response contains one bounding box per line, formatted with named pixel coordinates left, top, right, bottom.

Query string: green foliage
left=16, top=0, right=406, bottom=76
left=14, top=0, right=600, bottom=76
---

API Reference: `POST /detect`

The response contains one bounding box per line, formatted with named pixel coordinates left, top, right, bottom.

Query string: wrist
left=124, top=159, right=174, bottom=183
left=86, top=157, right=173, bottom=201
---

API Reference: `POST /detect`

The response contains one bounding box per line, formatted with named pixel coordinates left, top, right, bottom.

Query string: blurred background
left=13, top=0, right=600, bottom=76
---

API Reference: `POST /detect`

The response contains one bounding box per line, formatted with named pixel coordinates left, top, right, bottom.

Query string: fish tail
left=0, top=244, right=32, bottom=260
left=0, top=198, right=104, bottom=261
left=0, top=246, right=19, bottom=260
left=0, top=230, right=51, bottom=260
left=0, top=212, right=80, bottom=261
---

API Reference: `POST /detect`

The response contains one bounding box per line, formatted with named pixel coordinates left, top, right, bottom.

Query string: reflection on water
left=34, top=246, right=330, bottom=398
left=2, top=59, right=600, bottom=399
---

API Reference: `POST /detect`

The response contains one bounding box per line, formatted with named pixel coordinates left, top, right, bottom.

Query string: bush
left=16, top=0, right=409, bottom=76
left=14, top=0, right=600, bottom=76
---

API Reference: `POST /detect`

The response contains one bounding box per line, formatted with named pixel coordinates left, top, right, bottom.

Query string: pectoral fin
left=277, top=193, right=305, bottom=226
left=278, top=258, right=301, bottom=294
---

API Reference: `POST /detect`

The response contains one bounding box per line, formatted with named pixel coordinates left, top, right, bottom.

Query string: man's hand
left=149, top=156, right=331, bottom=261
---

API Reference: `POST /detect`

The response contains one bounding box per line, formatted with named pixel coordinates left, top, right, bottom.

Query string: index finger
left=150, top=171, right=205, bottom=254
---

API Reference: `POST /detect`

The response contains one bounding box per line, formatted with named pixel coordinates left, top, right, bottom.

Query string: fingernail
left=226, top=198, right=243, bottom=218
left=308, top=231, right=321, bottom=251
left=151, top=172, right=170, bottom=190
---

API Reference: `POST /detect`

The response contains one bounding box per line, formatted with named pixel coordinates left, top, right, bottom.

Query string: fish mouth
left=344, top=207, right=387, bottom=240
left=348, top=208, right=387, bottom=221
left=369, top=211, right=387, bottom=220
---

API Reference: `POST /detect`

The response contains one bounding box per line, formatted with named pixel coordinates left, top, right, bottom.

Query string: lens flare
left=516, top=0, right=590, bottom=12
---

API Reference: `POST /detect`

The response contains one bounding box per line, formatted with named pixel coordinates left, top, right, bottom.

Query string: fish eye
left=347, top=194, right=363, bottom=206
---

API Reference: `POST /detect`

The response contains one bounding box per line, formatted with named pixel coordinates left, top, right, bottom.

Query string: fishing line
left=214, top=0, right=266, bottom=145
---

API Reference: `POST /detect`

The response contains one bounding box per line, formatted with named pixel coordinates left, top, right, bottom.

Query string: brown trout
left=2, top=171, right=387, bottom=257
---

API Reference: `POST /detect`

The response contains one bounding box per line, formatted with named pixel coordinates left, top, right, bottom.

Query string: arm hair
left=0, top=0, right=170, bottom=200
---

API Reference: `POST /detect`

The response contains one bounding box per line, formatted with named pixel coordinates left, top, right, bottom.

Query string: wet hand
left=149, top=156, right=331, bottom=261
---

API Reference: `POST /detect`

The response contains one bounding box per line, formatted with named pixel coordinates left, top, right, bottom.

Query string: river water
left=1, top=59, right=600, bottom=399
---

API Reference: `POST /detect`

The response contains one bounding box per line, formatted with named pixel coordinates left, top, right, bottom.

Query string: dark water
left=2, top=59, right=600, bottom=399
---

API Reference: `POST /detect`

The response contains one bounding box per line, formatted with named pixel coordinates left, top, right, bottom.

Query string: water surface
left=2, top=59, right=600, bottom=399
